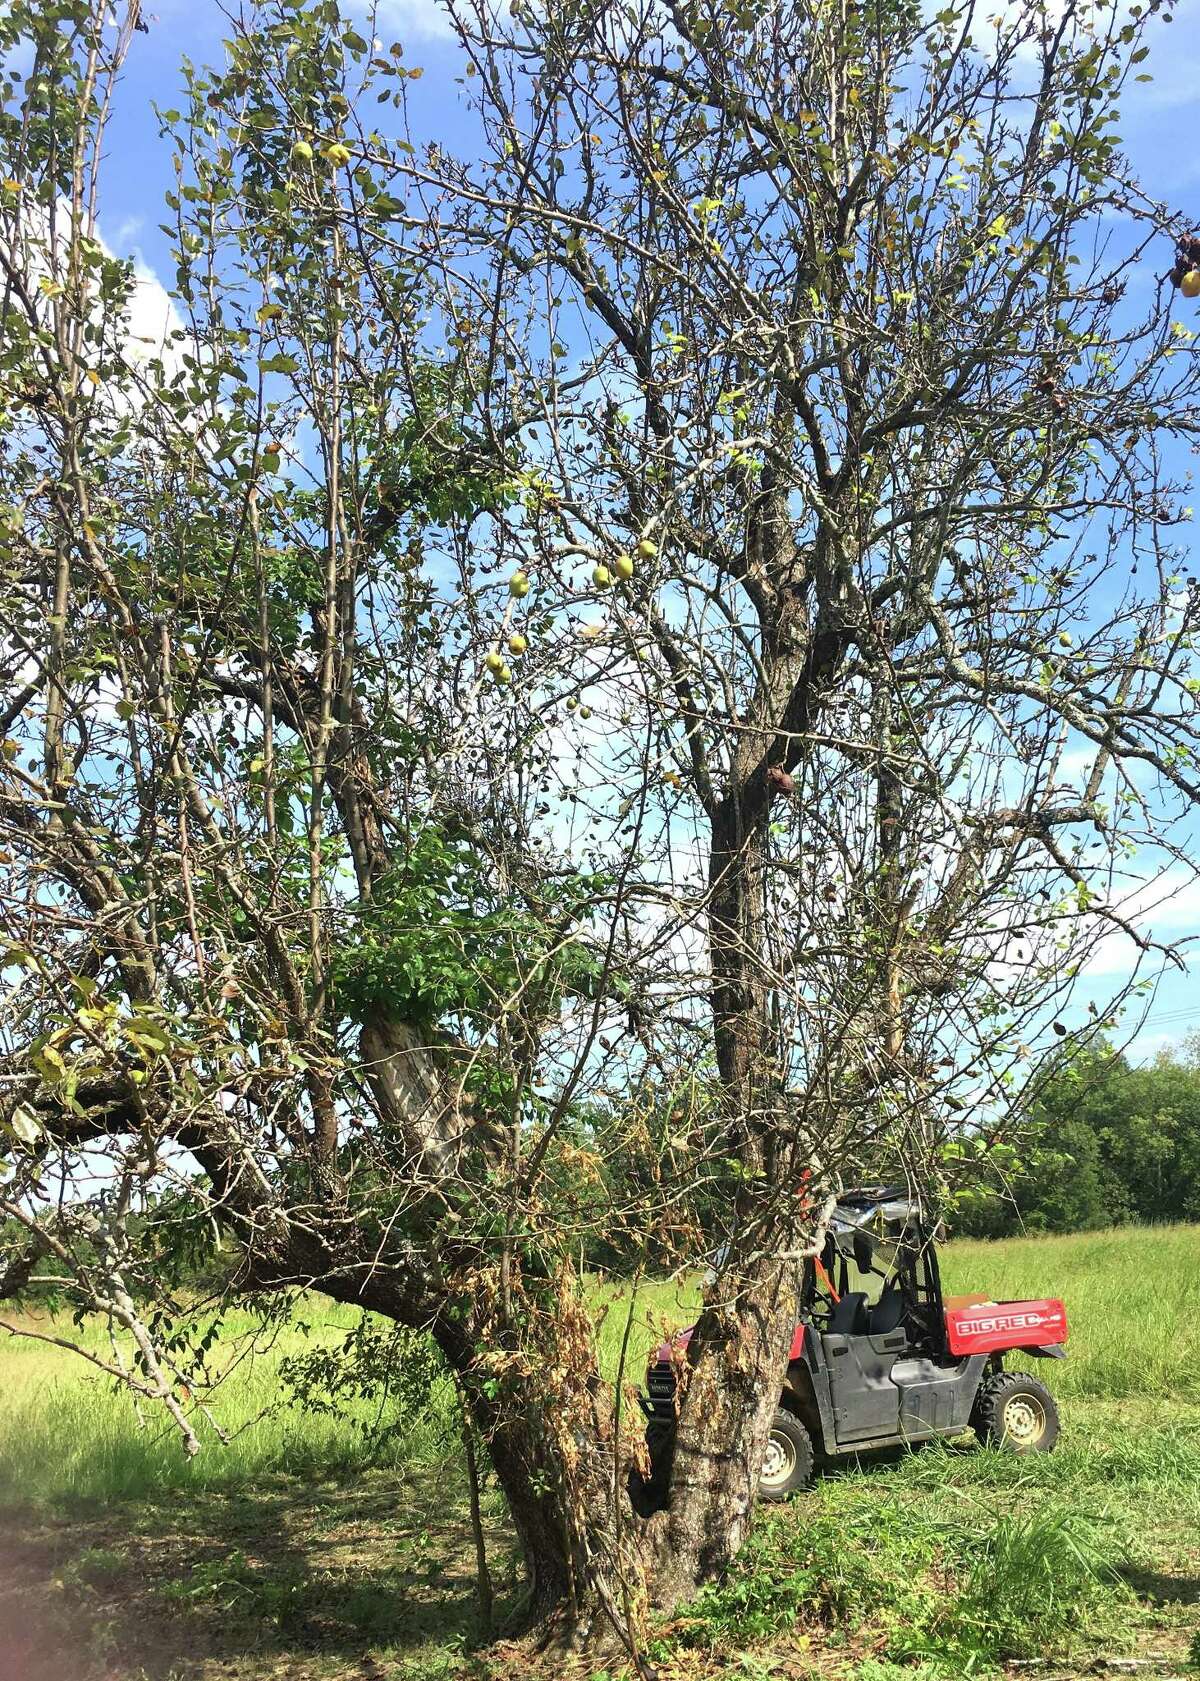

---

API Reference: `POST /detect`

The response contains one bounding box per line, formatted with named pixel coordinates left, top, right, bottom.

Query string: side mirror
left=852, top=1229, right=876, bottom=1274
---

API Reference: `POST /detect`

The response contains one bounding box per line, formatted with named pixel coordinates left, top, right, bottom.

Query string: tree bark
left=649, top=1246, right=806, bottom=1610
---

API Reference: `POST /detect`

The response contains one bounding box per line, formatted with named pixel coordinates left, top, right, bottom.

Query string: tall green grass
left=598, top=1222, right=1200, bottom=1400
left=941, top=1224, right=1200, bottom=1399
left=0, top=1300, right=458, bottom=1505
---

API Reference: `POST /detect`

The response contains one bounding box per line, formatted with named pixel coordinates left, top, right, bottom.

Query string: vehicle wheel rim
left=761, top=1428, right=797, bottom=1488
left=1001, top=1393, right=1046, bottom=1446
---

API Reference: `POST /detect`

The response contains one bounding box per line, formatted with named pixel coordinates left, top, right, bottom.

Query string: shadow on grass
left=1121, top=1564, right=1200, bottom=1607
left=0, top=1464, right=516, bottom=1680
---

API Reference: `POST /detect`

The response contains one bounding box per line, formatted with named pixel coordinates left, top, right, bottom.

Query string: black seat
left=829, top=1290, right=869, bottom=1336
left=868, top=1282, right=906, bottom=1337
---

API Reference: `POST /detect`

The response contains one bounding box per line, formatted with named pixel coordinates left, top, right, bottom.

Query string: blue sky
left=84, top=0, right=1200, bottom=1061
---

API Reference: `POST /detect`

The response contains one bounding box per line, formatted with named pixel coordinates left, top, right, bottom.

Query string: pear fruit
left=614, top=553, right=635, bottom=581
left=324, top=142, right=351, bottom=167
left=495, top=664, right=512, bottom=686
left=636, top=538, right=658, bottom=559
left=485, top=650, right=505, bottom=673
left=291, top=140, right=314, bottom=163
left=592, top=564, right=612, bottom=588
left=509, top=570, right=530, bottom=598
left=1181, top=269, right=1200, bottom=299
left=508, top=632, right=528, bottom=656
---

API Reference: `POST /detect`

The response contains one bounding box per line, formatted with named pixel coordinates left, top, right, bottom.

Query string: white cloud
left=355, top=0, right=456, bottom=43
left=109, top=214, right=145, bottom=252
left=1079, top=870, right=1200, bottom=980
left=123, top=252, right=187, bottom=370
left=1, top=195, right=189, bottom=396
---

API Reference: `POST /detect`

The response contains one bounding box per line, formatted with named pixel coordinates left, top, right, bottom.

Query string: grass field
left=1, top=1226, right=1198, bottom=1679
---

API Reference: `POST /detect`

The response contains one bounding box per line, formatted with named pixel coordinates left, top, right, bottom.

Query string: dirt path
left=0, top=1468, right=509, bottom=1681
left=0, top=1535, right=106, bottom=1681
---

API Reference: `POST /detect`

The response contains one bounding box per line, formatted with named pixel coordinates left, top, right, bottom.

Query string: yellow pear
left=1181, top=270, right=1200, bottom=299
left=508, top=633, right=528, bottom=656
left=614, top=553, right=635, bottom=581
left=291, top=140, right=314, bottom=163
left=323, top=142, right=351, bottom=167
left=485, top=650, right=504, bottom=673
left=636, top=538, right=658, bottom=559
left=509, top=570, right=530, bottom=598
left=592, top=564, right=612, bottom=588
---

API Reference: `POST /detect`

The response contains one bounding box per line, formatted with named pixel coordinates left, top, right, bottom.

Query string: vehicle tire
left=758, top=1407, right=815, bottom=1501
left=971, top=1370, right=1060, bottom=1454
left=628, top=1419, right=675, bottom=1517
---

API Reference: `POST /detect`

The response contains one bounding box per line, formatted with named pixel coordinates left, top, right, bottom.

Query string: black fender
left=782, top=1349, right=838, bottom=1455
left=1024, top=1343, right=1067, bottom=1359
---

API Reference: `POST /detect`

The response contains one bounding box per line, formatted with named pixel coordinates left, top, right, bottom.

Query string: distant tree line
left=957, top=1036, right=1200, bottom=1238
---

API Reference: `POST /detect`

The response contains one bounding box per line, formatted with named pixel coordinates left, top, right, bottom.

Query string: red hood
left=654, top=1326, right=693, bottom=1364
left=653, top=1321, right=807, bottom=1364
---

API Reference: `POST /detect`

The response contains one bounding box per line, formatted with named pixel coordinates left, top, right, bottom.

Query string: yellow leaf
left=85, top=369, right=101, bottom=386
left=31, top=1043, right=66, bottom=1083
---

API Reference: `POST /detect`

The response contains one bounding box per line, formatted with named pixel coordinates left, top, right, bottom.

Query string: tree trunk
left=433, top=1276, right=656, bottom=1655
left=634, top=776, right=812, bottom=1611
left=320, top=789, right=811, bottom=1653
left=648, top=1244, right=807, bottom=1609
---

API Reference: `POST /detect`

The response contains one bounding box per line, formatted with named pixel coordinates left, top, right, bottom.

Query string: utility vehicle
left=635, top=1186, right=1068, bottom=1507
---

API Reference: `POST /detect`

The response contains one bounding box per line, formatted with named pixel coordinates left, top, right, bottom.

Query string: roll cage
left=802, top=1185, right=948, bottom=1355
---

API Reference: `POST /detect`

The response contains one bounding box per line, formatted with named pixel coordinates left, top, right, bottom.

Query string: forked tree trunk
left=334, top=1215, right=805, bottom=1657
left=424, top=1258, right=807, bottom=1654
left=460, top=787, right=808, bottom=1644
